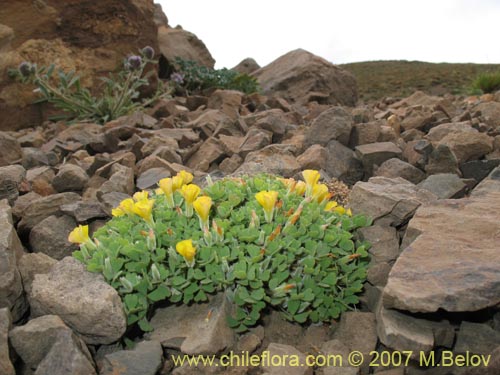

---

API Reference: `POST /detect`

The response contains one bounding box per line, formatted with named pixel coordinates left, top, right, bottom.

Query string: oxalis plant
left=69, top=170, right=372, bottom=333
left=10, top=46, right=171, bottom=124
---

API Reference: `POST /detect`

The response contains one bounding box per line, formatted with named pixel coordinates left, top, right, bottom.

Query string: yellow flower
left=176, top=239, right=196, bottom=263
left=294, top=180, right=306, bottom=196
left=181, top=184, right=201, bottom=204
left=154, top=187, right=164, bottom=195
left=159, top=178, right=173, bottom=195
left=255, top=190, right=279, bottom=223
left=112, top=207, right=125, bottom=217
left=68, top=225, right=90, bottom=244
left=324, top=201, right=338, bottom=211
left=177, top=170, right=194, bottom=185
left=346, top=208, right=353, bottom=217
left=132, top=199, right=155, bottom=224
left=193, top=196, right=212, bottom=227
left=312, top=183, right=329, bottom=203
left=302, top=170, right=320, bottom=187
left=172, top=175, right=184, bottom=192
left=334, top=206, right=346, bottom=215
left=133, top=191, right=149, bottom=202
left=119, top=198, right=135, bottom=214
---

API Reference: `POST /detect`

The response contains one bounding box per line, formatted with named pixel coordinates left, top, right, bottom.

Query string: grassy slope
left=340, top=60, right=500, bottom=102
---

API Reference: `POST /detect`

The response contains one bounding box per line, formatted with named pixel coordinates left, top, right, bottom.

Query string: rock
left=358, top=225, right=400, bottom=263
left=60, top=200, right=107, bottom=222
left=367, top=262, right=392, bottom=286
left=12, top=191, right=41, bottom=220
left=29, top=257, right=126, bottom=344
left=297, top=145, right=328, bottom=170
left=136, top=167, right=170, bottom=190
left=460, top=159, right=500, bottom=183
left=0, top=164, right=26, bottom=204
left=253, top=49, right=357, bottom=107
left=18, top=192, right=80, bottom=233
left=158, top=25, right=215, bottom=68
left=249, top=109, right=288, bottom=137
left=232, top=58, right=260, bottom=74
left=0, top=308, right=15, bottom=375
left=375, top=158, right=425, bottom=184
left=27, top=166, right=57, bottom=196
left=1, top=1, right=158, bottom=131
left=187, top=138, right=225, bottom=172
left=99, top=340, right=163, bottom=375
left=324, top=140, right=364, bottom=186
left=319, top=339, right=358, bottom=375
left=219, top=154, right=243, bottom=174
left=235, top=145, right=301, bottom=178
left=400, top=107, right=434, bottom=131
left=392, top=91, right=442, bottom=108
left=29, top=215, right=78, bottom=260
left=349, top=177, right=436, bottom=226
left=417, top=173, right=467, bottom=199
left=471, top=166, right=500, bottom=197
left=98, top=191, right=131, bottom=216
left=355, top=142, right=402, bottom=176
left=350, top=120, right=382, bottom=146
left=439, top=132, right=493, bottom=164
left=18, top=252, right=57, bottom=295
left=237, top=332, right=262, bottom=354
left=454, top=322, right=500, bottom=355
left=147, top=292, right=234, bottom=355
left=0, top=132, right=23, bottom=166
left=262, top=309, right=303, bottom=348
left=0, top=200, right=26, bottom=321
left=384, top=192, right=500, bottom=313
left=21, top=147, right=51, bottom=169
left=207, top=90, right=243, bottom=121
left=140, top=136, right=179, bottom=158
left=260, top=343, right=312, bottom=375
left=218, top=135, right=244, bottom=156
left=238, top=128, right=273, bottom=157
left=425, top=143, right=459, bottom=175
left=425, top=121, right=476, bottom=142
left=475, top=101, right=500, bottom=128
left=332, top=312, right=377, bottom=374
left=97, top=164, right=134, bottom=196
left=305, top=106, right=353, bottom=147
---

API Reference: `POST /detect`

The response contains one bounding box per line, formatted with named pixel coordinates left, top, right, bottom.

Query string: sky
left=157, top=0, right=500, bottom=69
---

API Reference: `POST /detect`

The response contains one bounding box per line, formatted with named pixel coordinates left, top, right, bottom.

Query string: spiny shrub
left=473, top=72, right=500, bottom=94
left=173, top=57, right=259, bottom=94
left=10, top=46, right=171, bottom=124
left=70, top=170, right=371, bottom=333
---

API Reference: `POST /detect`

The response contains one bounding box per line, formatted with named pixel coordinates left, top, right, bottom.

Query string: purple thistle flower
left=170, top=72, right=184, bottom=84
left=19, top=62, right=33, bottom=77
left=141, top=46, right=155, bottom=60
left=127, top=55, right=142, bottom=71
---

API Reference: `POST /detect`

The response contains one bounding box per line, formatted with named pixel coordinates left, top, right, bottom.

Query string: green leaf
left=288, top=300, right=300, bottom=315
left=148, top=285, right=170, bottom=302
left=293, top=312, right=309, bottom=323
left=138, top=318, right=153, bottom=332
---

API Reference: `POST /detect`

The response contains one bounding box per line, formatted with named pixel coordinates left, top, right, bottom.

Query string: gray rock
left=417, top=173, right=467, bottom=199
left=97, top=164, right=135, bottom=196
left=439, top=131, right=493, bottom=164
left=148, top=292, right=234, bottom=355
left=262, top=309, right=303, bottom=348
left=252, top=109, right=288, bottom=136
left=375, top=158, right=425, bottom=184
left=471, top=165, right=500, bottom=197
left=456, top=346, right=500, bottom=375
left=461, top=159, right=500, bottom=183
left=0, top=131, right=23, bottom=166
left=425, top=143, right=459, bottom=175
left=384, top=192, right=500, bottom=313
left=136, top=167, right=170, bottom=190
left=235, top=144, right=300, bottom=178
left=355, top=142, right=402, bottom=176
left=305, top=106, right=353, bottom=147
left=18, top=252, right=57, bottom=294
left=60, top=201, right=107, bottom=222
left=22, top=147, right=50, bottom=169
left=238, top=128, right=273, bottom=157
left=349, top=120, right=382, bottom=146
left=319, top=339, right=358, bottom=375
left=52, top=164, right=89, bottom=192
left=358, top=225, right=400, bottom=263
left=17, top=192, right=81, bottom=233
left=425, top=121, right=476, bottom=142
left=29, top=215, right=78, bottom=260
left=0, top=200, right=27, bottom=321
left=349, top=177, right=436, bottom=226
left=0, top=308, right=15, bottom=375
left=325, top=140, right=364, bottom=186
left=0, top=164, right=26, bottom=204
left=297, top=144, right=328, bottom=170
left=98, top=192, right=131, bottom=216
left=236, top=332, right=262, bottom=354
left=454, top=322, right=500, bottom=355
left=29, top=257, right=126, bottom=344
left=99, top=340, right=163, bottom=375
left=260, top=343, right=312, bottom=375
left=12, top=191, right=41, bottom=221
left=367, top=262, right=392, bottom=286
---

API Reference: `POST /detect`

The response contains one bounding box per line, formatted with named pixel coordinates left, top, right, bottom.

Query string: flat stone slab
left=383, top=192, right=500, bottom=313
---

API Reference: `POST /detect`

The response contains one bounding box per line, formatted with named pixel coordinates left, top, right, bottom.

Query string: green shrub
left=173, top=57, right=259, bottom=94
left=10, top=47, right=171, bottom=124
left=472, top=72, right=500, bottom=94
left=70, top=170, right=371, bottom=333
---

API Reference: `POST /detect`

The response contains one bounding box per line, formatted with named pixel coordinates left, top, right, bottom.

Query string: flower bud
left=127, top=55, right=142, bottom=70
left=141, top=46, right=155, bottom=59
left=18, top=62, right=33, bottom=77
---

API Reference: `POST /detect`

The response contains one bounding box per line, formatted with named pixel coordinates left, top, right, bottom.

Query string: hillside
left=340, top=60, right=500, bottom=101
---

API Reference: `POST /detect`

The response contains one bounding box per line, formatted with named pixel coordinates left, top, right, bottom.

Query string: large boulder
left=29, top=257, right=126, bottom=344
left=158, top=25, right=215, bottom=69
left=253, top=49, right=357, bottom=106
left=383, top=192, right=500, bottom=313
left=0, top=0, right=159, bottom=131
